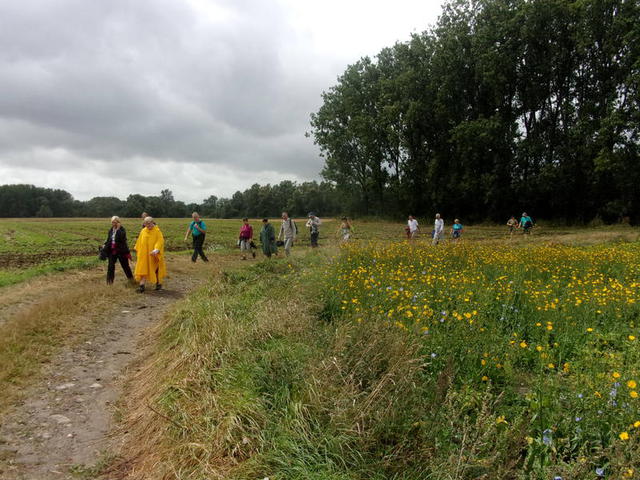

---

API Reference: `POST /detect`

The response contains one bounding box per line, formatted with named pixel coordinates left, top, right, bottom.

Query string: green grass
left=0, top=255, right=101, bottom=288
left=118, top=229, right=640, bottom=480
left=0, top=217, right=249, bottom=257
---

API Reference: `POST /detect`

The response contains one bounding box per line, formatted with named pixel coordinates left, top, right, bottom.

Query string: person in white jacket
left=433, top=213, right=444, bottom=245
left=407, top=215, right=419, bottom=240
left=306, top=212, right=321, bottom=248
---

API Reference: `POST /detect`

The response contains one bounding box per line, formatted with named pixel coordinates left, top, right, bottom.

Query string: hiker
left=239, top=217, right=255, bottom=260
left=306, top=212, right=321, bottom=248
left=184, top=212, right=208, bottom=262
left=260, top=218, right=277, bottom=258
left=451, top=218, right=463, bottom=243
left=407, top=215, right=419, bottom=240
left=134, top=216, right=166, bottom=293
left=519, top=212, right=534, bottom=234
left=506, top=216, right=518, bottom=237
left=104, top=216, right=134, bottom=285
left=140, top=211, right=155, bottom=228
left=433, top=213, right=444, bottom=245
left=277, top=212, right=297, bottom=257
left=337, top=217, right=353, bottom=242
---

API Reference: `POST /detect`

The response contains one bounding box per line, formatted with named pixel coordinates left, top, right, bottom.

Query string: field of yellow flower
left=324, top=240, right=640, bottom=477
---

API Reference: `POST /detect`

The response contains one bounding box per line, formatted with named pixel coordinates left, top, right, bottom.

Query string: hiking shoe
left=137, top=285, right=145, bottom=293
left=155, top=283, right=162, bottom=291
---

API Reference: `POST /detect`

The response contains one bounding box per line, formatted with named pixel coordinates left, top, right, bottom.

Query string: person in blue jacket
left=451, top=219, right=464, bottom=242
left=519, top=212, right=534, bottom=234
left=184, top=212, right=209, bottom=262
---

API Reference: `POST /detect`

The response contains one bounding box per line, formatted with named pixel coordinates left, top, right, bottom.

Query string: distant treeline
left=0, top=182, right=343, bottom=218
left=311, top=0, right=640, bottom=223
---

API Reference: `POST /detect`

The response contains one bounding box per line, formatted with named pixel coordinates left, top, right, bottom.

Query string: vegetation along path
left=0, top=253, right=227, bottom=479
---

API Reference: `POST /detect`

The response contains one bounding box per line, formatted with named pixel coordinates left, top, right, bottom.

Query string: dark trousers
left=107, top=254, right=133, bottom=284
left=310, top=231, right=319, bottom=247
left=192, top=234, right=208, bottom=262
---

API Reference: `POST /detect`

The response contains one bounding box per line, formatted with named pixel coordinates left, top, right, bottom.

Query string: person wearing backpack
left=239, top=217, right=255, bottom=260
left=306, top=212, right=321, bottom=248
left=184, top=212, right=209, bottom=262
left=278, top=211, right=297, bottom=257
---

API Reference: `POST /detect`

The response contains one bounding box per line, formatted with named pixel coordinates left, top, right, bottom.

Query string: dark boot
left=155, top=283, right=162, bottom=291
left=137, top=284, right=145, bottom=293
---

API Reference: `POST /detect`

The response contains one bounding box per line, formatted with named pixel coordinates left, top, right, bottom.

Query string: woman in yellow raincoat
left=134, top=217, right=167, bottom=292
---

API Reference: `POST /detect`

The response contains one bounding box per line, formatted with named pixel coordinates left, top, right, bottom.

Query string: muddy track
left=0, top=251, right=96, bottom=269
left=0, top=254, right=230, bottom=479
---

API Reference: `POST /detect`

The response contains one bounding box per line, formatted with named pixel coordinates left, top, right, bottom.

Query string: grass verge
left=116, top=250, right=484, bottom=479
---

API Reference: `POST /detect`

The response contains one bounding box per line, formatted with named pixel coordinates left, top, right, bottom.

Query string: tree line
left=310, top=0, right=640, bottom=223
left=0, top=182, right=343, bottom=218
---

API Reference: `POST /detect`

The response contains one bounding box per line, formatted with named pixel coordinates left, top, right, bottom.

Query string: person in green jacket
left=260, top=218, right=277, bottom=258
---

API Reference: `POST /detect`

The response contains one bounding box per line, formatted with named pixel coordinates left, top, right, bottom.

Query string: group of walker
left=406, top=213, right=464, bottom=244
left=406, top=212, right=534, bottom=243
left=102, top=211, right=353, bottom=291
left=507, top=212, right=535, bottom=236
left=242, top=212, right=352, bottom=259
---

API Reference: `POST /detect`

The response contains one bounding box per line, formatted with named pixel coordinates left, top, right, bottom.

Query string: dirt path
left=0, top=254, right=228, bottom=479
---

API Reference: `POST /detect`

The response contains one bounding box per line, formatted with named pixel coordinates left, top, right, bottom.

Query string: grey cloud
left=0, top=0, right=325, bottom=191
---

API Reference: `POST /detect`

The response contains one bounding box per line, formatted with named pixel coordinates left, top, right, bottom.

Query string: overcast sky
left=0, top=0, right=443, bottom=202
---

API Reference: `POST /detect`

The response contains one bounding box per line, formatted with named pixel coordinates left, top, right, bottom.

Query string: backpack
left=289, top=218, right=298, bottom=234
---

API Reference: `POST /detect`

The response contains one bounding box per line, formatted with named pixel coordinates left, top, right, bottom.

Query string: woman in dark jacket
left=104, top=216, right=134, bottom=284
left=259, top=218, right=277, bottom=258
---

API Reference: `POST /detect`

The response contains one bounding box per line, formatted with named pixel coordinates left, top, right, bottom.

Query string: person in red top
left=239, top=217, right=255, bottom=260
